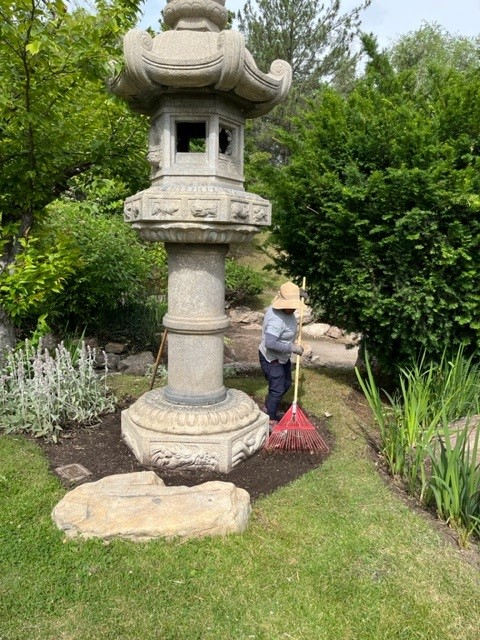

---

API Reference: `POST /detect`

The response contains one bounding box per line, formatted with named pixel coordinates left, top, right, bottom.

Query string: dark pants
left=259, top=351, right=292, bottom=421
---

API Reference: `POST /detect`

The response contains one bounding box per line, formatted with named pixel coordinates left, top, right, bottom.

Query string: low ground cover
left=1, top=369, right=480, bottom=639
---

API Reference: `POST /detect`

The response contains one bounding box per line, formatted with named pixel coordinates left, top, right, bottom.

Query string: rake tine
left=265, top=403, right=329, bottom=453
left=265, top=424, right=329, bottom=453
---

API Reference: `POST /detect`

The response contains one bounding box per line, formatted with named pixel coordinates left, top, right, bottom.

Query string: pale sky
left=137, top=0, right=480, bottom=48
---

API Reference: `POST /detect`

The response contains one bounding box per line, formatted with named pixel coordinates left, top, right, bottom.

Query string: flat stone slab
left=52, top=471, right=251, bottom=542
left=54, top=463, right=92, bottom=483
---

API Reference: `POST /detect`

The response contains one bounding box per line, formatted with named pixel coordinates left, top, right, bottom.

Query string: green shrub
left=0, top=235, right=80, bottom=336
left=225, top=258, right=264, bottom=305
left=268, top=43, right=480, bottom=374
left=96, top=296, right=168, bottom=351
left=37, top=200, right=165, bottom=335
left=63, top=176, right=129, bottom=216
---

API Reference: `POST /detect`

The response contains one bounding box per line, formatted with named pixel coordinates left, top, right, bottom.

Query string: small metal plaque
left=55, top=463, right=92, bottom=482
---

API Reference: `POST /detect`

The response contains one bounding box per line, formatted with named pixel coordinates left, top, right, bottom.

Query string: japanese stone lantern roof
left=109, top=0, right=292, bottom=118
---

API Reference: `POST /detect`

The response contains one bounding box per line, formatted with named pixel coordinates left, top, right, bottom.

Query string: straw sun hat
left=271, top=282, right=307, bottom=311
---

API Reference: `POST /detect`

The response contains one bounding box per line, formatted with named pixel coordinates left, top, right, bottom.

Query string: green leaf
left=26, top=41, right=42, bottom=55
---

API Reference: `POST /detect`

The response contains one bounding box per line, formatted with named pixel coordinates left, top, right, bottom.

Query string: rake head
left=265, top=404, right=329, bottom=453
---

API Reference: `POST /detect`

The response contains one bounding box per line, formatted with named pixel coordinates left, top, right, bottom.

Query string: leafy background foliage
left=265, top=28, right=480, bottom=372
left=1, top=3, right=480, bottom=380
left=37, top=196, right=164, bottom=333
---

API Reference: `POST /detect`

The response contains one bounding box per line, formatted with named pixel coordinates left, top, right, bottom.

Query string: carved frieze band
left=231, top=202, right=249, bottom=221
left=190, top=200, right=219, bottom=218
left=231, top=425, right=268, bottom=466
left=124, top=191, right=270, bottom=226
left=151, top=443, right=219, bottom=470
left=148, top=423, right=267, bottom=471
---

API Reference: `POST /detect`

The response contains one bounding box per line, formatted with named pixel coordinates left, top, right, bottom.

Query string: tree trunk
left=0, top=306, right=16, bottom=359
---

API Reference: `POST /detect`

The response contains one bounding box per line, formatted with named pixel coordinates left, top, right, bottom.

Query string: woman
left=258, top=282, right=306, bottom=429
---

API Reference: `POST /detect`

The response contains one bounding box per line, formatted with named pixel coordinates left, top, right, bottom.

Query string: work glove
left=291, top=344, right=304, bottom=356
left=299, top=288, right=309, bottom=302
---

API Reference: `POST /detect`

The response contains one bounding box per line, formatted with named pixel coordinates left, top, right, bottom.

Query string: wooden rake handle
left=149, top=329, right=168, bottom=391
left=292, top=276, right=306, bottom=408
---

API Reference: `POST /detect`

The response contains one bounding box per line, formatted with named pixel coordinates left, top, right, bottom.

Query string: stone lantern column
left=109, top=0, right=292, bottom=473
left=163, top=242, right=228, bottom=406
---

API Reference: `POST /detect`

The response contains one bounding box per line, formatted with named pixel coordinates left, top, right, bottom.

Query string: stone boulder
left=95, top=351, right=121, bottom=371
left=325, top=325, right=344, bottom=340
left=105, top=341, right=128, bottom=355
left=52, top=471, right=251, bottom=542
left=0, top=308, right=15, bottom=363
left=302, top=323, right=330, bottom=339
left=118, top=351, right=154, bottom=375
left=40, top=332, right=61, bottom=351
left=295, top=305, right=315, bottom=325
left=229, top=306, right=263, bottom=326
left=83, top=336, right=100, bottom=349
left=299, top=340, right=314, bottom=365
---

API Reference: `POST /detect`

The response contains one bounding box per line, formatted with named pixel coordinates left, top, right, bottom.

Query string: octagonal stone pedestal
left=122, top=389, right=268, bottom=473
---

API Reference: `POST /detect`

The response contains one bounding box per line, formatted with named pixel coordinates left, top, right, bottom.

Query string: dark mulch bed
left=36, top=398, right=333, bottom=501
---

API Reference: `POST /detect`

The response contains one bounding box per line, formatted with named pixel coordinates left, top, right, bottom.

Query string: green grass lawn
left=1, top=368, right=480, bottom=640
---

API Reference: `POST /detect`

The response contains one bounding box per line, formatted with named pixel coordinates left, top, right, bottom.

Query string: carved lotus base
left=121, top=388, right=269, bottom=473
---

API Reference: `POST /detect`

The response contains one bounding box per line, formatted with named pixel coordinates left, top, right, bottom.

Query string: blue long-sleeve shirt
left=259, top=306, right=297, bottom=364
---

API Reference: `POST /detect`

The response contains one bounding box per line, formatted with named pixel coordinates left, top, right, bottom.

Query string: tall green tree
left=266, top=30, right=480, bottom=374
left=0, top=0, right=150, bottom=342
left=388, top=22, right=480, bottom=82
left=238, top=0, right=371, bottom=172
left=238, top=0, right=371, bottom=92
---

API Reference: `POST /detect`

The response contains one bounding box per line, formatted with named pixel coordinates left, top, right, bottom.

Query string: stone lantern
left=109, top=0, right=292, bottom=473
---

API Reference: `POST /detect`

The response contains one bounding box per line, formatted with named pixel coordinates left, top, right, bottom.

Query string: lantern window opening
left=176, top=121, right=207, bottom=153
left=219, top=126, right=233, bottom=156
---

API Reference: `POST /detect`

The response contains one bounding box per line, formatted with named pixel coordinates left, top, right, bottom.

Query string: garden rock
left=95, top=351, right=121, bottom=371
left=302, top=323, right=331, bottom=339
left=40, top=332, right=61, bottom=351
left=229, top=306, right=263, bottom=326
left=51, top=471, right=251, bottom=541
left=302, top=323, right=360, bottom=345
left=84, top=337, right=100, bottom=349
left=325, top=325, right=344, bottom=340
left=105, top=342, right=128, bottom=355
left=300, top=341, right=314, bottom=365
left=0, top=308, right=15, bottom=359
left=295, top=305, right=315, bottom=325
left=118, top=351, right=154, bottom=375
left=343, top=332, right=361, bottom=346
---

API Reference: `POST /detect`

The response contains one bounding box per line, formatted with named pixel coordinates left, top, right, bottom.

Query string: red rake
left=265, top=277, right=329, bottom=454
left=265, top=402, right=329, bottom=453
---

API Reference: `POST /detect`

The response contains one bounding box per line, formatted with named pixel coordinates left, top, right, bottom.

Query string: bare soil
left=37, top=397, right=332, bottom=501
left=35, top=321, right=339, bottom=500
